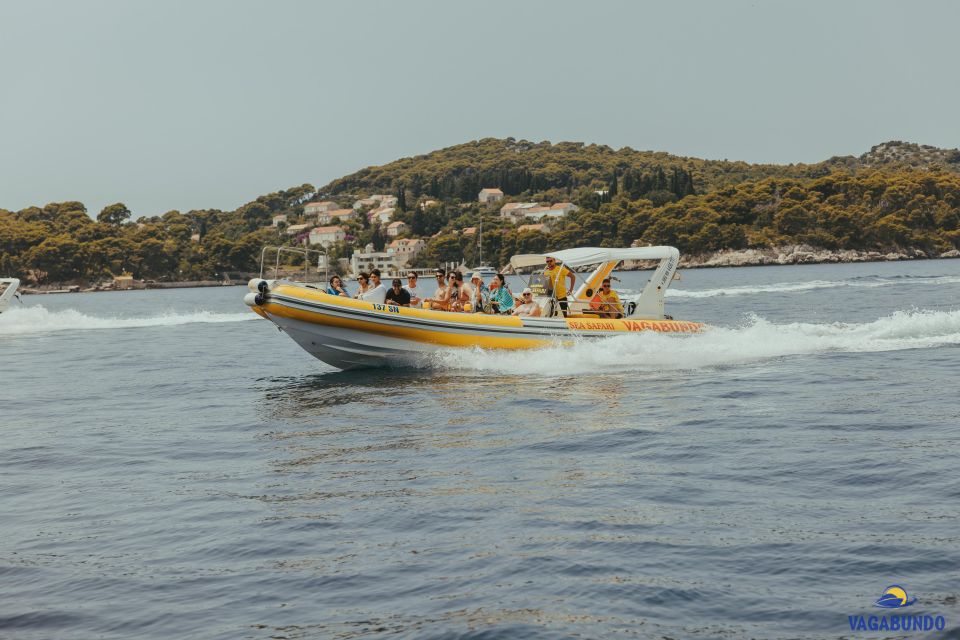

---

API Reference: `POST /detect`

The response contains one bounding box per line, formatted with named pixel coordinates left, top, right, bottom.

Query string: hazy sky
left=1, top=0, right=957, bottom=218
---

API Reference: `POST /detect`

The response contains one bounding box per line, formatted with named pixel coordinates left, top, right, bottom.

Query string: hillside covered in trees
left=2, top=139, right=959, bottom=285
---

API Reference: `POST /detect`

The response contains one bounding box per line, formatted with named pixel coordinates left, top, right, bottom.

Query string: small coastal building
left=190, top=233, right=201, bottom=242
left=304, top=201, right=339, bottom=216
left=272, top=214, right=288, bottom=227
left=419, top=199, right=437, bottom=210
left=462, top=227, right=477, bottom=237
left=500, top=202, right=541, bottom=223
left=386, top=238, right=426, bottom=265
left=350, top=249, right=401, bottom=276
left=369, top=207, right=395, bottom=225
left=318, top=209, right=358, bottom=224
left=308, top=225, right=347, bottom=247
left=478, top=188, right=504, bottom=203
left=386, top=220, right=408, bottom=237
left=517, top=223, right=545, bottom=233
left=374, top=194, right=398, bottom=208
left=114, top=272, right=135, bottom=289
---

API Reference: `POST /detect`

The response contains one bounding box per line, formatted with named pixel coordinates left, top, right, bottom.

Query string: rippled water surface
left=2, top=261, right=960, bottom=639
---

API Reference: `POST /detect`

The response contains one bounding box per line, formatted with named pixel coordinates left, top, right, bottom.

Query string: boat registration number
left=372, top=303, right=400, bottom=313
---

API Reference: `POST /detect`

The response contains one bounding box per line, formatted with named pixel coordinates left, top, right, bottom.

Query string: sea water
left=1, top=261, right=959, bottom=639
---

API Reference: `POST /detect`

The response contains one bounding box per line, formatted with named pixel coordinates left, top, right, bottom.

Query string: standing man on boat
left=544, top=255, right=575, bottom=315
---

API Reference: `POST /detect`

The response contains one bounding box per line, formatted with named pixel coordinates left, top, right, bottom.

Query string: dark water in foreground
left=2, top=260, right=960, bottom=639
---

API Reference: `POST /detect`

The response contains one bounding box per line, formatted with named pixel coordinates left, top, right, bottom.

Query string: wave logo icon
left=874, top=585, right=917, bottom=609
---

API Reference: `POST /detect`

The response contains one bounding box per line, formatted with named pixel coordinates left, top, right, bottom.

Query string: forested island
left=2, top=139, right=959, bottom=287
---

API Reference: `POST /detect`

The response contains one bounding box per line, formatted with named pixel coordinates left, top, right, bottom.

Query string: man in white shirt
left=359, top=269, right=387, bottom=304
left=402, top=272, right=425, bottom=307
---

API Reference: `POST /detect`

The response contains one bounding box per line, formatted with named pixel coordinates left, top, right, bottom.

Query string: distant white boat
left=0, top=278, right=21, bottom=313
left=470, top=265, right=498, bottom=278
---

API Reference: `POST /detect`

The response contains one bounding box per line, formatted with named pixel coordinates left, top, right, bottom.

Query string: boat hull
left=248, top=282, right=702, bottom=369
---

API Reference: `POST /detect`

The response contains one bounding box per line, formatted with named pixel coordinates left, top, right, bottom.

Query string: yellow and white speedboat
left=244, top=247, right=702, bottom=369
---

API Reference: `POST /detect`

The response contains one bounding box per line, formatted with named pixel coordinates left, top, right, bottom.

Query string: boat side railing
left=259, top=246, right=328, bottom=283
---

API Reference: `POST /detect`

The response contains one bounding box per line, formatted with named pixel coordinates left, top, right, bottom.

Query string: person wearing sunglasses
left=544, top=255, right=575, bottom=315
left=402, top=272, right=424, bottom=307
left=354, top=272, right=371, bottom=299
left=594, top=278, right=623, bottom=318
left=424, top=270, right=454, bottom=311
left=511, top=288, right=542, bottom=317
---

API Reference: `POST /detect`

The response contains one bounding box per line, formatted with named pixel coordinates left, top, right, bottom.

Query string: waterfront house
left=272, top=214, right=288, bottom=227
left=350, top=248, right=401, bottom=276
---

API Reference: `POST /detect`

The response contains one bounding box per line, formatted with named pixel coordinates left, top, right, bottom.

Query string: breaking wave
left=0, top=305, right=256, bottom=336
left=667, top=275, right=960, bottom=298
left=429, top=309, right=960, bottom=375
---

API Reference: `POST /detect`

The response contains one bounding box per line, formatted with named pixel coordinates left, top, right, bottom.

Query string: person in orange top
left=594, top=278, right=623, bottom=318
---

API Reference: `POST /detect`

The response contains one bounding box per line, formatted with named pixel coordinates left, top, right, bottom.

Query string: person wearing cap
left=543, top=255, right=575, bottom=315
left=384, top=278, right=411, bottom=307
left=469, top=272, right=491, bottom=313
left=512, top=288, right=542, bottom=317
left=402, top=272, right=424, bottom=307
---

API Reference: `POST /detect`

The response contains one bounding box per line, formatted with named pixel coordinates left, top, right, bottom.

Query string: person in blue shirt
left=489, top=273, right=514, bottom=314
left=326, top=275, right=349, bottom=297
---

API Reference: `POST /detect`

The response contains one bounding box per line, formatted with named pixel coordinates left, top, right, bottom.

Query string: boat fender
left=255, top=293, right=266, bottom=306
left=257, top=280, right=269, bottom=293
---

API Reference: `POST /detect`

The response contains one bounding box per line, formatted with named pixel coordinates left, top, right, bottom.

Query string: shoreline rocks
left=678, top=245, right=959, bottom=269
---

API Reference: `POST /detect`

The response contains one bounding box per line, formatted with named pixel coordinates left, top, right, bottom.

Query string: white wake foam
left=0, top=305, right=256, bottom=336
left=667, top=275, right=960, bottom=298
left=429, top=309, right=960, bottom=374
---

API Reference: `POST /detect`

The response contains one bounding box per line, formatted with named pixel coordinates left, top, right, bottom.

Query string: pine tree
left=397, top=186, right=407, bottom=211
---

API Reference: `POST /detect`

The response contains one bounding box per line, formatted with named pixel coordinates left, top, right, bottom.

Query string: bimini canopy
left=510, top=246, right=678, bottom=270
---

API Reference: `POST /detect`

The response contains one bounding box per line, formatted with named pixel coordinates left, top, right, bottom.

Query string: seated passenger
left=469, top=272, right=491, bottom=313
left=359, top=269, right=387, bottom=304
left=326, top=275, right=349, bottom=297
left=453, top=271, right=471, bottom=312
left=384, top=278, right=411, bottom=307
left=489, top=273, right=514, bottom=314
left=354, top=272, right=371, bottom=299
left=423, top=269, right=449, bottom=310
left=595, top=278, right=623, bottom=318
left=512, top=288, right=542, bottom=317
left=402, top=272, right=424, bottom=307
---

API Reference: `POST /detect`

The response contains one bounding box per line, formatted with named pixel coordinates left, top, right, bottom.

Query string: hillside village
left=271, top=188, right=583, bottom=276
